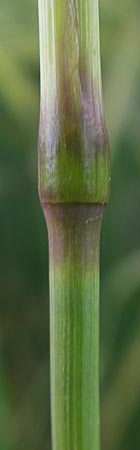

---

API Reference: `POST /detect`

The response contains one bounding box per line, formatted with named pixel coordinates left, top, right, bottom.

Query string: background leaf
left=0, top=1, right=140, bottom=449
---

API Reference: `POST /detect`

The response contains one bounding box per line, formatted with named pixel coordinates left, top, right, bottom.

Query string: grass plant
left=38, top=1, right=110, bottom=449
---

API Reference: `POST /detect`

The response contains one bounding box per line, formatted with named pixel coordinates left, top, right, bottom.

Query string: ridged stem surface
left=38, top=0, right=110, bottom=449
left=38, top=0, right=110, bottom=204
left=43, top=204, right=103, bottom=450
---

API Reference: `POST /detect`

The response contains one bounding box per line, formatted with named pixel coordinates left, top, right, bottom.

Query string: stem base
left=43, top=204, right=103, bottom=450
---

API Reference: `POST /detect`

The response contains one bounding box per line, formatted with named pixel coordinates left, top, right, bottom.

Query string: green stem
left=38, top=0, right=110, bottom=204
left=43, top=204, right=103, bottom=450
left=38, top=0, right=110, bottom=449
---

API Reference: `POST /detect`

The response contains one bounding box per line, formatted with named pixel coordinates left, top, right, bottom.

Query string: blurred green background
left=0, top=1, right=140, bottom=449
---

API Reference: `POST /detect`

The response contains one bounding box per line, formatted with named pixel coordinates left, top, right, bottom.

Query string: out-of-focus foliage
left=0, top=1, right=140, bottom=449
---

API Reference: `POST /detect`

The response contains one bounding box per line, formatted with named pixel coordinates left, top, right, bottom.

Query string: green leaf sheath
left=38, top=0, right=110, bottom=449
left=43, top=204, right=103, bottom=450
left=38, top=0, right=110, bottom=204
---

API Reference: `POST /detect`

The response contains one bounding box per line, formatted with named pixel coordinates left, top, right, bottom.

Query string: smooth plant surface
left=0, top=1, right=140, bottom=450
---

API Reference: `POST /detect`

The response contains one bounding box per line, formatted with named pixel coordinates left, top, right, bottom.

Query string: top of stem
left=38, top=0, right=110, bottom=204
